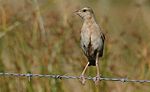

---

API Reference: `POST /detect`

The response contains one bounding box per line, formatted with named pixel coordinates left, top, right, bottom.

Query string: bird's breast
left=81, top=22, right=104, bottom=53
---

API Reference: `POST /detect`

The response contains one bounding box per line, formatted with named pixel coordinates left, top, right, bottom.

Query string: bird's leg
left=93, top=53, right=101, bottom=85
left=80, top=62, right=89, bottom=84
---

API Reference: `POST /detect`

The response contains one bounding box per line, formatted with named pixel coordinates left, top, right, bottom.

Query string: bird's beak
left=74, top=10, right=80, bottom=15
left=74, top=9, right=83, bottom=19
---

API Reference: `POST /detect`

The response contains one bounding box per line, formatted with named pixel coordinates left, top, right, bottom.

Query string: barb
left=0, top=72, right=150, bottom=83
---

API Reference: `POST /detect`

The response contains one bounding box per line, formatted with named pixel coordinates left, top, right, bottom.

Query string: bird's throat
left=84, top=16, right=97, bottom=27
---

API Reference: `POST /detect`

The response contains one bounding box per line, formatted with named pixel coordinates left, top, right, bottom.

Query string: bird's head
left=75, top=7, right=94, bottom=20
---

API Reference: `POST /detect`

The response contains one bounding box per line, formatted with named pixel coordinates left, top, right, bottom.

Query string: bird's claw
left=93, top=75, right=101, bottom=85
left=79, top=75, right=86, bottom=85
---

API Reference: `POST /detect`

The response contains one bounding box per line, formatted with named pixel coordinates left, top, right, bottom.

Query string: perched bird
left=75, top=7, right=105, bottom=84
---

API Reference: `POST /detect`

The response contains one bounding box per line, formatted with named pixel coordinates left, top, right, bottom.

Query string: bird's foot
left=79, top=75, right=86, bottom=85
left=93, top=74, right=101, bottom=85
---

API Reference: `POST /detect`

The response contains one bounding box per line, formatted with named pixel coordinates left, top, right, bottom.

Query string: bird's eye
left=83, top=9, right=87, bottom=12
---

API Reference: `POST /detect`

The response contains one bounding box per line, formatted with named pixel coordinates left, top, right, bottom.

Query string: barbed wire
left=0, top=72, right=150, bottom=83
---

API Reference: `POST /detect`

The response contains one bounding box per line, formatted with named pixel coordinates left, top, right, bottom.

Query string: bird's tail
left=88, top=57, right=96, bottom=66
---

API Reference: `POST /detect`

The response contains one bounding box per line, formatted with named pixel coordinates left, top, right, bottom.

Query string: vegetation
left=0, top=0, right=150, bottom=92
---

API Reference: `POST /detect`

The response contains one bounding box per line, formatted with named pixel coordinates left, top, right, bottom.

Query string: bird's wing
left=100, top=32, right=105, bottom=43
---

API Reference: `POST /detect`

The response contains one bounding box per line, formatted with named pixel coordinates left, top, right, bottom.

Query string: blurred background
left=0, top=0, right=150, bottom=92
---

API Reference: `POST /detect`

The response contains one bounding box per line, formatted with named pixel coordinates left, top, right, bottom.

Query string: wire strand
left=0, top=72, right=150, bottom=83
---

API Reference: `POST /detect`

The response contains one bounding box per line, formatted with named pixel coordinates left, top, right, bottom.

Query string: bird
left=75, top=7, right=105, bottom=84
